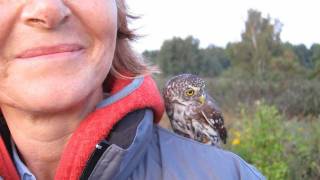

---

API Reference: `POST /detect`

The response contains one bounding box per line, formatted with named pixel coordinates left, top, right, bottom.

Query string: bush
left=286, top=119, right=320, bottom=180
left=227, top=104, right=288, bottom=179
left=274, top=79, right=320, bottom=116
left=226, top=103, right=320, bottom=179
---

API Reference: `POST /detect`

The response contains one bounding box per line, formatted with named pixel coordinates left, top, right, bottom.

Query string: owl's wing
left=200, top=94, right=228, bottom=144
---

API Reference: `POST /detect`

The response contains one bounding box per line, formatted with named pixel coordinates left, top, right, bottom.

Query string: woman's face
left=0, top=0, right=118, bottom=113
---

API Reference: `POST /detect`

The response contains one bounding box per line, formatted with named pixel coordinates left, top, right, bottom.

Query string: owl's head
left=163, top=74, right=206, bottom=106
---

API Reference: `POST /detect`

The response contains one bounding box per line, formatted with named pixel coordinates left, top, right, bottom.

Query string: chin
left=34, top=98, right=84, bottom=113
left=14, top=83, right=100, bottom=115
left=0, top=67, right=106, bottom=115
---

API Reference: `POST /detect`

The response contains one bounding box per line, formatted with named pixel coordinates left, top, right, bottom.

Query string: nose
left=21, top=0, right=71, bottom=29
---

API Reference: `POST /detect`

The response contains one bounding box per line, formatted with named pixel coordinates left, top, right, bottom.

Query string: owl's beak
left=198, top=95, right=205, bottom=105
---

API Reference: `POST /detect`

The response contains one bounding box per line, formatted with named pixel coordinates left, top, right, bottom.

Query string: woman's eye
left=185, top=89, right=195, bottom=96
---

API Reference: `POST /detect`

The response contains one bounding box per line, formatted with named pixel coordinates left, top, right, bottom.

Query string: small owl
left=163, top=74, right=227, bottom=146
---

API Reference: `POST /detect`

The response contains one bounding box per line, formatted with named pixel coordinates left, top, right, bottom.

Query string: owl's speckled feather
left=163, top=74, right=227, bottom=146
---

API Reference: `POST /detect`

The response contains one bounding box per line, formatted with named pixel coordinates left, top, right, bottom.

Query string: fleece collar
left=0, top=76, right=164, bottom=180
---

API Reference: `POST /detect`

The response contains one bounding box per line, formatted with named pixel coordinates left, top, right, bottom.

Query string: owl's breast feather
left=172, top=103, right=187, bottom=121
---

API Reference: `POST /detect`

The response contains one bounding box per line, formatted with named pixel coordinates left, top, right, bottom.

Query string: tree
left=292, top=44, right=313, bottom=68
left=227, top=9, right=283, bottom=78
left=269, top=42, right=303, bottom=77
left=142, top=50, right=159, bottom=64
left=199, top=45, right=230, bottom=76
left=310, top=43, right=320, bottom=78
left=157, top=36, right=201, bottom=75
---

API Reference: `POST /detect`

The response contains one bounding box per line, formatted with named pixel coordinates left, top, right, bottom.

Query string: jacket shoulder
left=154, top=126, right=265, bottom=180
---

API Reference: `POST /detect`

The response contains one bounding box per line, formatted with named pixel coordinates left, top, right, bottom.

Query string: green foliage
left=309, top=44, right=320, bottom=79
left=198, top=45, right=230, bottom=76
left=286, top=119, right=320, bottom=180
left=239, top=104, right=288, bottom=179
left=292, top=44, right=313, bottom=68
left=226, top=103, right=320, bottom=179
left=268, top=43, right=306, bottom=78
left=142, top=50, right=159, bottom=64
left=144, top=36, right=230, bottom=76
left=157, top=36, right=201, bottom=75
left=274, top=79, right=320, bottom=116
left=204, top=77, right=320, bottom=117
left=227, top=9, right=283, bottom=78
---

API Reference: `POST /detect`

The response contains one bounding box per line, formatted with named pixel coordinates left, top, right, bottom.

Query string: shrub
left=226, top=103, right=320, bottom=179
left=286, top=119, right=320, bottom=180
left=227, top=103, right=289, bottom=179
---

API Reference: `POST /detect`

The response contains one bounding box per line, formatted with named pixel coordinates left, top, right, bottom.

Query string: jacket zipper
left=80, top=140, right=111, bottom=180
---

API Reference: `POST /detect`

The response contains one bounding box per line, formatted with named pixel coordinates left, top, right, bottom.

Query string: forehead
left=168, top=74, right=204, bottom=89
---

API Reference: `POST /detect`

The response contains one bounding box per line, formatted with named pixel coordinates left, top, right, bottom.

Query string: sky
left=126, top=0, right=320, bottom=53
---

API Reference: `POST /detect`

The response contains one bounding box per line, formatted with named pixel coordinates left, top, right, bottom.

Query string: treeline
left=143, top=9, right=320, bottom=117
left=143, top=9, right=320, bottom=80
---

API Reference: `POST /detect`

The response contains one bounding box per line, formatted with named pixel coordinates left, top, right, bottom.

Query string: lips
left=16, top=44, right=84, bottom=59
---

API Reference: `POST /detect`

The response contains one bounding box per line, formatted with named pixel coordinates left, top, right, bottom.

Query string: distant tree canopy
left=227, top=9, right=283, bottom=78
left=143, top=36, right=230, bottom=76
left=143, top=9, right=319, bottom=79
left=158, top=36, right=201, bottom=75
left=199, top=45, right=230, bottom=76
left=143, top=36, right=230, bottom=77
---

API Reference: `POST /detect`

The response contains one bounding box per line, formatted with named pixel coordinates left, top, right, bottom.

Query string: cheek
left=67, top=0, right=118, bottom=74
left=67, top=0, right=118, bottom=39
left=0, top=3, right=20, bottom=55
left=0, top=2, right=24, bottom=79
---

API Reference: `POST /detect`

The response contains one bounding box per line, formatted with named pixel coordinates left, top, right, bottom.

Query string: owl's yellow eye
left=185, top=89, right=195, bottom=96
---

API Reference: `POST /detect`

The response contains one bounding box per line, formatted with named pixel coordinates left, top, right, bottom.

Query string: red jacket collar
left=0, top=76, right=164, bottom=180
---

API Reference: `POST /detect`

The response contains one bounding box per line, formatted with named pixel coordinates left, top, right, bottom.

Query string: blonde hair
left=110, top=0, right=159, bottom=79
